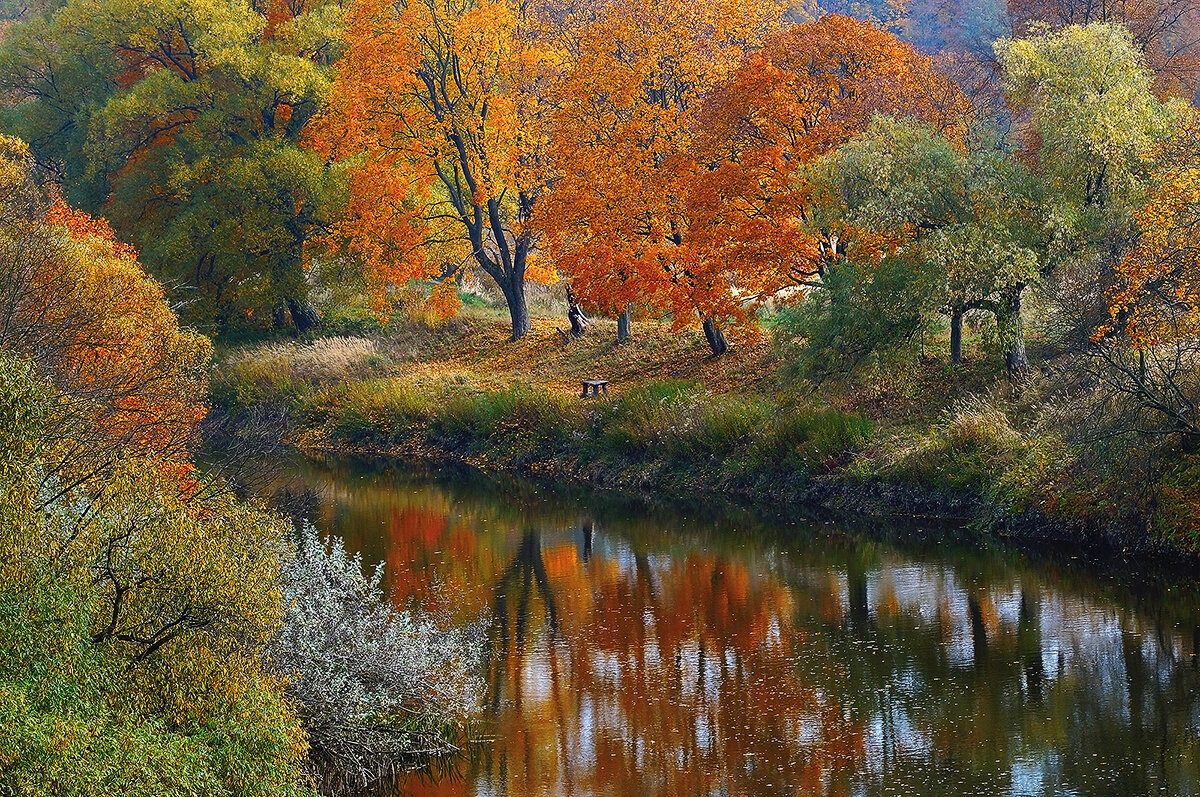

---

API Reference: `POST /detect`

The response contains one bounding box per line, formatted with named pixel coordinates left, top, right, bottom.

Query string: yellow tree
left=314, top=0, right=563, bottom=339
left=1007, top=0, right=1200, bottom=99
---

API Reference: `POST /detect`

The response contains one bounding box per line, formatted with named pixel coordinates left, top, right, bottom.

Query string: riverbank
left=206, top=313, right=1199, bottom=565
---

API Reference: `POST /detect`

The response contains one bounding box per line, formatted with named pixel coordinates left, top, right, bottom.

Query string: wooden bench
left=581, top=379, right=609, bottom=397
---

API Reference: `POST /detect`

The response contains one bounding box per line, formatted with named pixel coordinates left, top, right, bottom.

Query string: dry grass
left=222, top=336, right=384, bottom=383
left=372, top=312, right=781, bottom=397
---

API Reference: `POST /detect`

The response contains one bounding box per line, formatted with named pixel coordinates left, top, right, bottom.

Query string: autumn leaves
left=316, top=1, right=971, bottom=353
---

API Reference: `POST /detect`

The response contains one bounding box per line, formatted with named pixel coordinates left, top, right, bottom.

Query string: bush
left=1154, top=455, right=1200, bottom=550
left=272, top=524, right=483, bottom=795
left=0, top=354, right=310, bottom=797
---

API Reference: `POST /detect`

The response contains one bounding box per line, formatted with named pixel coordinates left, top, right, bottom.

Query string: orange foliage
left=46, top=199, right=139, bottom=260
left=537, top=0, right=782, bottom=326
left=1103, top=113, right=1200, bottom=346
left=19, top=192, right=212, bottom=474
left=694, top=16, right=970, bottom=287
left=539, top=15, right=969, bottom=332
left=312, top=0, right=558, bottom=330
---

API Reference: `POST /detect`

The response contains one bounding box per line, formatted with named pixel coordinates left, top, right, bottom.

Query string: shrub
left=272, top=523, right=483, bottom=795
left=1154, top=454, right=1200, bottom=551
left=0, top=354, right=310, bottom=797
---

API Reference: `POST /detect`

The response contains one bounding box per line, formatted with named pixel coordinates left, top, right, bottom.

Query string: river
left=263, top=455, right=1200, bottom=797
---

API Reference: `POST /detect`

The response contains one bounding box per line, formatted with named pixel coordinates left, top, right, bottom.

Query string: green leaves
left=997, top=22, right=1181, bottom=211
left=800, top=115, right=1041, bottom=373
left=0, top=0, right=346, bottom=332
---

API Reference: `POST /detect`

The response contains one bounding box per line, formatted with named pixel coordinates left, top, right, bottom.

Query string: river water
left=268, top=456, right=1200, bottom=797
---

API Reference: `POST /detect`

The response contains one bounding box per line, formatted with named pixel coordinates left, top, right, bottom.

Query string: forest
left=3, top=0, right=1200, bottom=791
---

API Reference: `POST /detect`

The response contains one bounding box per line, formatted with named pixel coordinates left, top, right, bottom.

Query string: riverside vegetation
left=6, top=0, right=1200, bottom=791
left=207, top=305, right=1197, bottom=560
left=0, top=139, right=482, bottom=795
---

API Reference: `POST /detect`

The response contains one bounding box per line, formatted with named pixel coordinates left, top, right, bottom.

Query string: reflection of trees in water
left=488, top=529, right=559, bottom=712
left=786, top=552, right=1200, bottom=796
left=470, top=518, right=864, bottom=797
left=273, top=460, right=1200, bottom=797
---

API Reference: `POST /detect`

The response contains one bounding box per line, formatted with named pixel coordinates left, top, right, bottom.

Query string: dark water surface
left=268, top=456, right=1200, bottom=797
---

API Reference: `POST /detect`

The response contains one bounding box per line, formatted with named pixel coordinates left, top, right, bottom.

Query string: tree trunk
left=502, top=271, right=531, bottom=341
left=950, top=308, right=963, bottom=365
left=287, top=297, right=322, bottom=334
left=702, top=317, right=728, bottom=357
left=968, top=593, right=989, bottom=666
left=999, top=285, right=1030, bottom=382
left=617, top=306, right=631, bottom=344
left=568, top=305, right=588, bottom=337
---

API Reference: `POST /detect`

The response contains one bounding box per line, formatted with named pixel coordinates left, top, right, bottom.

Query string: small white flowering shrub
left=272, top=523, right=484, bottom=794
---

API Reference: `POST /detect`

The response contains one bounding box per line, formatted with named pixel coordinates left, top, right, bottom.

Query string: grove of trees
left=0, top=0, right=1195, bottom=368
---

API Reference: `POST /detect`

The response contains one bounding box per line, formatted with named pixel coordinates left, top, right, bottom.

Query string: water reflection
left=271, top=458, right=1200, bottom=797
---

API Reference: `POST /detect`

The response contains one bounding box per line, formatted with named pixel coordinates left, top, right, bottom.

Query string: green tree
left=796, top=116, right=1042, bottom=378
left=0, top=0, right=347, bottom=333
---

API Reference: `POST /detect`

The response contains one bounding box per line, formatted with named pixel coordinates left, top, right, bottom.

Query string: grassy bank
left=207, top=312, right=1193, bottom=560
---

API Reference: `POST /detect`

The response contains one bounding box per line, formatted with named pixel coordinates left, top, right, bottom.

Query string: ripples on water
left=264, top=457, right=1200, bottom=797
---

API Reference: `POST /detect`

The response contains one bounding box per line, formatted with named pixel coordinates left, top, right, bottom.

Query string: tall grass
left=750, top=407, right=875, bottom=474
left=882, top=395, right=1061, bottom=503
left=307, top=379, right=432, bottom=444
left=212, top=337, right=389, bottom=410
left=215, top=359, right=878, bottom=487
left=430, top=385, right=578, bottom=456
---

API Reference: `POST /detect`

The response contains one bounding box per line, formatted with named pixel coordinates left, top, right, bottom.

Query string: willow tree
left=996, top=22, right=1181, bottom=378
left=800, top=116, right=1041, bottom=378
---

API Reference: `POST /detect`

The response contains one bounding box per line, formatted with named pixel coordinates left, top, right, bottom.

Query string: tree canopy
left=0, top=0, right=346, bottom=332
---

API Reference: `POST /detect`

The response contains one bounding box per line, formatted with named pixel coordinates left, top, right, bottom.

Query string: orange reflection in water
left=319, top=478, right=868, bottom=797
left=285, top=462, right=1200, bottom=797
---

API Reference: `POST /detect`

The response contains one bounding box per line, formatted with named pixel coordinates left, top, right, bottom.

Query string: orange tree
left=1096, top=112, right=1200, bottom=447
left=312, top=0, right=572, bottom=340
left=536, top=0, right=781, bottom=354
left=0, top=135, right=210, bottom=487
left=540, top=15, right=968, bottom=356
